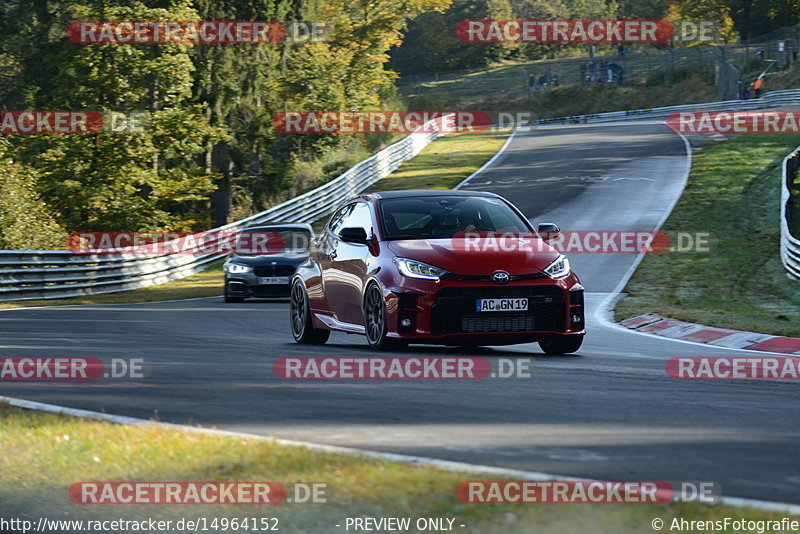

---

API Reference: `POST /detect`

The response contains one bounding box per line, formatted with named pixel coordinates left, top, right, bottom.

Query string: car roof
left=367, top=190, right=499, bottom=200
left=241, top=223, right=313, bottom=232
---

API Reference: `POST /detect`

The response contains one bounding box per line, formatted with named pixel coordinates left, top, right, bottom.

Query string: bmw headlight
left=393, top=258, right=449, bottom=281
left=543, top=255, right=570, bottom=279
left=225, top=263, right=253, bottom=274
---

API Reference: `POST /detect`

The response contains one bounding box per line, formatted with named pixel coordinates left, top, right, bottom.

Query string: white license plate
left=476, top=298, right=529, bottom=312
left=258, top=276, right=290, bottom=285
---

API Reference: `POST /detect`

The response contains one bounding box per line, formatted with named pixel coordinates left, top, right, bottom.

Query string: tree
left=509, top=0, right=618, bottom=59
left=321, top=0, right=452, bottom=93
left=0, top=138, right=66, bottom=249
left=191, top=0, right=306, bottom=224
left=3, top=0, right=228, bottom=231
left=673, top=0, right=800, bottom=41
left=389, top=0, right=516, bottom=75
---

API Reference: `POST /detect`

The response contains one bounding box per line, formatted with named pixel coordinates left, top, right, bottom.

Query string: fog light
left=401, top=318, right=412, bottom=327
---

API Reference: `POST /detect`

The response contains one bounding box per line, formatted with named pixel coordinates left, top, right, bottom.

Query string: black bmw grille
left=431, top=286, right=565, bottom=334
left=253, top=265, right=296, bottom=277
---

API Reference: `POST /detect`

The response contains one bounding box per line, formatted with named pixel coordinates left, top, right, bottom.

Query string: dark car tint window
left=379, top=196, right=529, bottom=239
left=339, top=202, right=372, bottom=234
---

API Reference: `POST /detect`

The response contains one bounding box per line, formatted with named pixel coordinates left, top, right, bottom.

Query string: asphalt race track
left=3, top=121, right=799, bottom=505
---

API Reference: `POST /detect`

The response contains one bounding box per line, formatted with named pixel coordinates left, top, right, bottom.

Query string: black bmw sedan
left=223, top=223, right=313, bottom=302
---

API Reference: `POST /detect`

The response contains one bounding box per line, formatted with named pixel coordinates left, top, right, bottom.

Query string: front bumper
left=225, top=273, right=291, bottom=298
left=383, top=274, right=584, bottom=344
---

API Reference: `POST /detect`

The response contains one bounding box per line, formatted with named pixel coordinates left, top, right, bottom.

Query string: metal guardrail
left=781, top=147, right=800, bottom=281
left=532, top=88, right=800, bottom=125
left=4, top=92, right=800, bottom=302
left=0, top=120, right=445, bottom=301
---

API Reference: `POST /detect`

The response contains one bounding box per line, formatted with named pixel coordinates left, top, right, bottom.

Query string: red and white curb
left=621, top=313, right=800, bottom=354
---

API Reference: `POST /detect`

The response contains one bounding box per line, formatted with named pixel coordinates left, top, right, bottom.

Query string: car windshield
left=236, top=228, right=311, bottom=254
left=378, top=196, right=530, bottom=239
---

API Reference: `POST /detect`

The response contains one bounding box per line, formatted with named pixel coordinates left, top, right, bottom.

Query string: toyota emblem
left=491, top=271, right=510, bottom=285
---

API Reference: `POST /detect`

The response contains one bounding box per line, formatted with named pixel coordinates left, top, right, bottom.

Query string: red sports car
left=290, top=190, right=585, bottom=354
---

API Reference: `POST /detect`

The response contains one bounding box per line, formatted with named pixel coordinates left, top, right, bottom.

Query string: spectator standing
left=753, top=77, right=764, bottom=98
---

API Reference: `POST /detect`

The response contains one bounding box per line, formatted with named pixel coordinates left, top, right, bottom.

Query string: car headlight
left=543, top=255, right=570, bottom=279
left=225, top=263, right=253, bottom=274
left=393, top=258, right=449, bottom=281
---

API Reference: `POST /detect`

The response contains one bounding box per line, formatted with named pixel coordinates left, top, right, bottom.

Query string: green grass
left=366, top=129, right=511, bottom=193
left=0, top=261, right=224, bottom=309
left=1, top=403, right=793, bottom=532
left=615, top=134, right=800, bottom=337
left=401, top=51, right=800, bottom=126
left=397, top=47, right=727, bottom=102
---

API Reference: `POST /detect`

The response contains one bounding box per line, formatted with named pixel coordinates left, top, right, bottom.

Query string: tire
left=290, top=280, right=330, bottom=344
left=538, top=335, right=583, bottom=355
left=363, top=283, right=406, bottom=350
left=224, top=294, right=244, bottom=303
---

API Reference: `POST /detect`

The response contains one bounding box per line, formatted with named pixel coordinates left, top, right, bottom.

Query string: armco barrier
left=781, top=147, right=800, bottom=281
left=532, top=88, right=800, bottom=125
left=0, top=118, right=445, bottom=301
left=4, top=93, right=800, bottom=301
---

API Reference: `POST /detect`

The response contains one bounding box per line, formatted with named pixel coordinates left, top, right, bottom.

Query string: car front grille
left=443, top=272, right=546, bottom=282
left=251, top=284, right=291, bottom=297
left=431, top=286, right=565, bottom=334
left=253, top=265, right=296, bottom=277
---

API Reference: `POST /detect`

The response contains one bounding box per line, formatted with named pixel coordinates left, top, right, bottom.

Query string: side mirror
left=339, top=227, right=370, bottom=244
left=537, top=222, right=561, bottom=241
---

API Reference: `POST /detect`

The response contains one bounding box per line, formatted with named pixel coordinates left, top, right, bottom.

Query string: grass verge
left=1, top=403, right=793, bottom=532
left=365, top=129, right=511, bottom=193
left=0, top=261, right=224, bottom=310
left=615, top=134, right=800, bottom=337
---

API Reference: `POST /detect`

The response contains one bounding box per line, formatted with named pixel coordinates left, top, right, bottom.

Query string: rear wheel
left=538, top=335, right=583, bottom=355
left=364, top=283, right=406, bottom=350
left=290, top=280, right=329, bottom=344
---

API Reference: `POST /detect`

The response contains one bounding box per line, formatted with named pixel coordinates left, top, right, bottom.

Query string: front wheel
left=363, top=283, right=406, bottom=350
left=538, top=335, right=583, bottom=355
left=290, top=280, right=329, bottom=344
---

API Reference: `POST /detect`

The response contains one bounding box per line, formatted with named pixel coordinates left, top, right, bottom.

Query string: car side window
left=338, top=202, right=372, bottom=235
left=328, top=203, right=354, bottom=235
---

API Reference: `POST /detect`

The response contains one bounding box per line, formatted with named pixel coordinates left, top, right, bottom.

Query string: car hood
left=386, top=237, right=560, bottom=275
left=226, top=252, right=308, bottom=266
